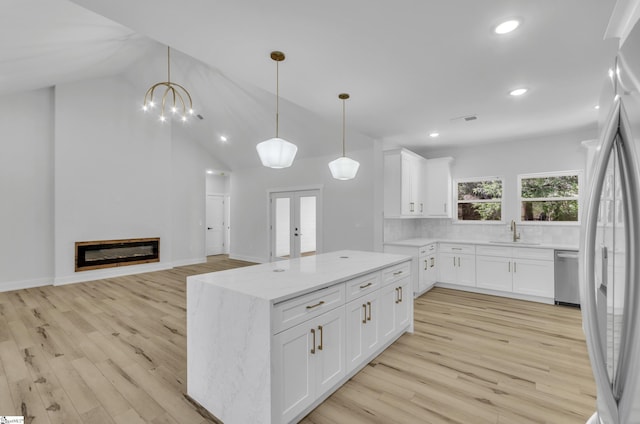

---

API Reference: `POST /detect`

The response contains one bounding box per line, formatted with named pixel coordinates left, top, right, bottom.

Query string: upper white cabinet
left=384, top=149, right=427, bottom=218
left=424, top=157, right=453, bottom=218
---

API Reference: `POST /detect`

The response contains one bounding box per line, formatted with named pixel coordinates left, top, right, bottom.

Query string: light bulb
left=171, top=106, right=178, bottom=114
left=159, top=115, right=166, bottom=122
left=142, top=105, right=148, bottom=112
left=149, top=101, right=155, bottom=108
left=188, top=108, right=194, bottom=115
left=181, top=116, right=187, bottom=122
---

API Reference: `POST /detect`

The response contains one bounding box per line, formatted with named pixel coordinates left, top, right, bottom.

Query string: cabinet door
left=345, top=291, right=378, bottom=374
left=418, top=255, right=429, bottom=292
left=395, top=277, right=412, bottom=331
left=424, top=255, right=437, bottom=288
left=273, top=319, right=316, bottom=423
left=438, top=252, right=457, bottom=284
left=314, top=307, right=346, bottom=394
left=425, top=158, right=452, bottom=218
left=512, top=259, right=554, bottom=298
left=378, top=283, right=397, bottom=344
left=412, top=157, right=426, bottom=216
left=401, top=154, right=414, bottom=215
left=456, top=254, right=476, bottom=287
left=476, top=255, right=513, bottom=292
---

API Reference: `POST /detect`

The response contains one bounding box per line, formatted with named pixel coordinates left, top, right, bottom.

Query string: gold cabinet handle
left=393, top=270, right=403, bottom=276
left=359, top=282, right=373, bottom=289
left=367, top=302, right=372, bottom=321
left=430, top=257, right=435, bottom=268
left=508, top=261, right=511, bottom=272
left=457, top=257, right=461, bottom=267
left=399, top=286, right=403, bottom=302
left=317, top=325, right=323, bottom=351
left=420, top=203, right=423, bottom=213
left=306, top=300, right=325, bottom=310
left=424, top=259, right=428, bottom=271
left=362, top=304, right=367, bottom=324
left=410, top=202, right=414, bottom=212
left=310, top=329, right=316, bottom=354
left=453, top=257, right=456, bottom=267
left=395, top=287, right=400, bottom=304
left=514, top=262, right=517, bottom=273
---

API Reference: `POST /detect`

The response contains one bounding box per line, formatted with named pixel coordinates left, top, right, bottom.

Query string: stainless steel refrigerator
left=580, top=17, right=640, bottom=424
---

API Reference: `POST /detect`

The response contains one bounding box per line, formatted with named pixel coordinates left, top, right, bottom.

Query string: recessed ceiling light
left=594, top=105, right=600, bottom=110
left=220, top=135, right=228, bottom=142
left=509, top=88, right=528, bottom=96
left=206, top=170, right=214, bottom=174
left=429, top=132, right=440, bottom=138
left=494, top=19, right=520, bottom=35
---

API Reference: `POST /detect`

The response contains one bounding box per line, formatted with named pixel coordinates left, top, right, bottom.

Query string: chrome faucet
left=510, top=220, right=520, bottom=242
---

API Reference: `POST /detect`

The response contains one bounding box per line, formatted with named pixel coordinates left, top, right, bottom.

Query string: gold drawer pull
left=306, top=300, right=325, bottom=310
left=359, top=282, right=373, bottom=289
left=318, top=325, right=323, bottom=351
left=395, top=288, right=400, bottom=304
left=393, top=270, right=403, bottom=276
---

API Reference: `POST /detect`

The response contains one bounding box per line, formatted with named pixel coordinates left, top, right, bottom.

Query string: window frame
left=453, top=176, right=505, bottom=224
left=517, top=170, right=582, bottom=225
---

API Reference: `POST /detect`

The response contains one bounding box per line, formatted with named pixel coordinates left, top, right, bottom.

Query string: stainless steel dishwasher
left=554, top=250, right=580, bottom=306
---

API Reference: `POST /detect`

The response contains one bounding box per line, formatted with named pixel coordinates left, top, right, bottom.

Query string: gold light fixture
left=256, top=51, right=298, bottom=168
left=142, top=46, right=194, bottom=123
left=328, top=93, right=360, bottom=180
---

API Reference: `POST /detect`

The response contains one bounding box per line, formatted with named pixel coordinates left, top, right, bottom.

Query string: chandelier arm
left=170, top=83, right=194, bottom=110
left=174, top=90, right=187, bottom=116
left=161, top=85, right=175, bottom=118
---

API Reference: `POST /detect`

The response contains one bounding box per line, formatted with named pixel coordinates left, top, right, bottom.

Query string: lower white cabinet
left=383, top=242, right=436, bottom=296
left=438, top=245, right=476, bottom=287
left=345, top=291, right=379, bottom=373
left=378, top=276, right=411, bottom=341
left=273, top=307, right=345, bottom=424
left=476, top=246, right=554, bottom=299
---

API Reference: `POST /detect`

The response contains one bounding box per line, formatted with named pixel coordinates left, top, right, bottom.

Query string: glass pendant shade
left=256, top=137, right=298, bottom=169
left=329, top=156, right=360, bottom=180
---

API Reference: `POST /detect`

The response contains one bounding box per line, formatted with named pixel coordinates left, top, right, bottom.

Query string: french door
left=270, top=189, right=322, bottom=261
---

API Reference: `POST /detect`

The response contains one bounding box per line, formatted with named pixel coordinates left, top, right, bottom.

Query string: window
left=455, top=177, right=503, bottom=221
left=519, top=171, right=581, bottom=223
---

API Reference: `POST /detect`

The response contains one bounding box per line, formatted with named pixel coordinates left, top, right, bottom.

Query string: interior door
left=270, top=189, right=321, bottom=261
left=206, top=195, right=225, bottom=255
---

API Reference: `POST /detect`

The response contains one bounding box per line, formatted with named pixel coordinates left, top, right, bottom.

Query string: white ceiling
left=2, top=0, right=619, bottom=170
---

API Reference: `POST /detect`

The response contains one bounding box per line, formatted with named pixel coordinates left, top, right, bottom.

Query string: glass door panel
left=270, top=189, right=321, bottom=261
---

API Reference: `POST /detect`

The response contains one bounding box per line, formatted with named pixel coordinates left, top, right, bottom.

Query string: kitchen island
left=187, top=250, right=413, bottom=424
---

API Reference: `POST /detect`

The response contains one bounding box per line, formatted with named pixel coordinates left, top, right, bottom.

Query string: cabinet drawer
left=272, top=284, right=345, bottom=334
left=476, top=245, right=512, bottom=257
left=345, top=271, right=381, bottom=303
left=439, top=243, right=475, bottom=255
left=381, top=261, right=411, bottom=287
left=419, top=243, right=437, bottom=257
left=513, top=247, right=554, bottom=261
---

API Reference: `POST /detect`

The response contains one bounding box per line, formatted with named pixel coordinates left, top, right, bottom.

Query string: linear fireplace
left=75, top=237, right=160, bottom=272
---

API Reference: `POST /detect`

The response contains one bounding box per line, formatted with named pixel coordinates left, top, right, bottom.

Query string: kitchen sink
left=488, top=240, right=540, bottom=246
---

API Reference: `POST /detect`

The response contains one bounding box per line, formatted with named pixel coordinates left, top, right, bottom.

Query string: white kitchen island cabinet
left=187, top=250, right=412, bottom=424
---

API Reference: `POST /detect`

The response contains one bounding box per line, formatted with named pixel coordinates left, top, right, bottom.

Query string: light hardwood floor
left=0, top=256, right=595, bottom=423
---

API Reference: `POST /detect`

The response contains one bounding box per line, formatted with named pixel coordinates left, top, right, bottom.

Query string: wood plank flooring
left=0, top=256, right=595, bottom=423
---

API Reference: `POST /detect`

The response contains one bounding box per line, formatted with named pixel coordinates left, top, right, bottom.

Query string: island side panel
left=187, top=276, right=272, bottom=423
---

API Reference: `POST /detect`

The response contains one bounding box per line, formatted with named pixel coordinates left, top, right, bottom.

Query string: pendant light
left=256, top=51, right=298, bottom=168
left=142, top=46, right=195, bottom=123
left=329, top=93, right=360, bottom=180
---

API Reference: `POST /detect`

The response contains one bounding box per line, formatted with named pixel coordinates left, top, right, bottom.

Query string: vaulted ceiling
left=2, top=0, right=619, bottom=170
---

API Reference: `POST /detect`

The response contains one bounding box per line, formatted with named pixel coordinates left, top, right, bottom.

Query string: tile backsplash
left=384, top=218, right=580, bottom=246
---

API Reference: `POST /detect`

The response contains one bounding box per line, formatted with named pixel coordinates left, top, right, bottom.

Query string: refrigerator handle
left=580, top=97, right=621, bottom=424
left=614, top=100, right=640, bottom=423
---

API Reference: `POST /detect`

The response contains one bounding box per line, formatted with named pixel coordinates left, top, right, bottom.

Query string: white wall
left=0, top=88, right=54, bottom=290
left=230, top=147, right=377, bottom=263
left=384, top=129, right=594, bottom=245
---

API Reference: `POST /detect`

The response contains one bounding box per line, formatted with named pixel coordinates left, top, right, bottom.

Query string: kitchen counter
left=187, top=250, right=412, bottom=424
left=384, top=237, right=579, bottom=251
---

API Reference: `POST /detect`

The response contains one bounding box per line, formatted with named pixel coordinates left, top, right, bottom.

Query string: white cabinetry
left=384, top=149, right=426, bottom=218
left=476, top=245, right=554, bottom=299
left=438, top=243, right=476, bottom=287
left=345, top=290, right=379, bottom=373
left=383, top=242, right=436, bottom=296
left=424, top=157, right=453, bottom=218
left=379, top=269, right=411, bottom=341
left=273, top=307, right=345, bottom=423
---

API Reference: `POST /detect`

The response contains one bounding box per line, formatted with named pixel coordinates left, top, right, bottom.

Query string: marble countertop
left=384, top=237, right=579, bottom=251
left=187, top=250, right=411, bottom=304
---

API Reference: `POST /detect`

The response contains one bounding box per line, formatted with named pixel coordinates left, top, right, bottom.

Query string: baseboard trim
left=0, top=277, right=53, bottom=292
left=435, top=283, right=555, bottom=304
left=228, top=254, right=265, bottom=264
left=172, top=258, right=207, bottom=268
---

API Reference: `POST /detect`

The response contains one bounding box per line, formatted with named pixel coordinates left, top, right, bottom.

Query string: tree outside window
left=519, top=173, right=580, bottom=222
left=456, top=178, right=503, bottom=221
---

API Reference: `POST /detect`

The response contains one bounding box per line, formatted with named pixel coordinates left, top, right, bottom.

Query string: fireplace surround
left=75, top=237, right=160, bottom=272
